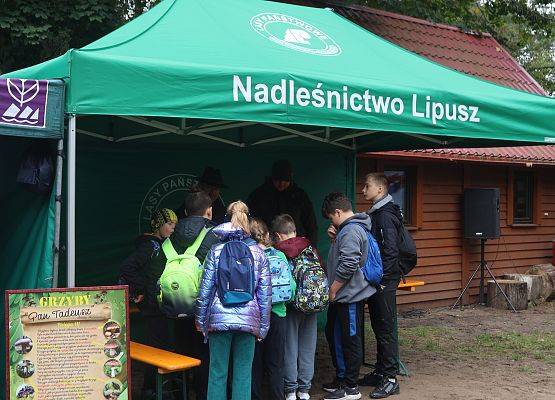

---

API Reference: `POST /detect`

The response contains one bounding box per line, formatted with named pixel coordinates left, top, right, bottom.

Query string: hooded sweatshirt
left=327, top=213, right=376, bottom=303
left=368, top=194, right=402, bottom=281
left=274, top=236, right=325, bottom=269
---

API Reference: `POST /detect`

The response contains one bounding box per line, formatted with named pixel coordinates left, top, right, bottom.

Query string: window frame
left=507, top=168, right=540, bottom=227
left=377, top=161, right=422, bottom=230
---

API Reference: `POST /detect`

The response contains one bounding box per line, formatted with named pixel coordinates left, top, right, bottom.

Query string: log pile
left=525, top=264, right=555, bottom=301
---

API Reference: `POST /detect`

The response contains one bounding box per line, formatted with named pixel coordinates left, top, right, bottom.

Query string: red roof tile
left=284, top=0, right=546, bottom=95
left=368, top=146, right=555, bottom=166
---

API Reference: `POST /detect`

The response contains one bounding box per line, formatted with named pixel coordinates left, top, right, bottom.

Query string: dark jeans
left=252, top=313, right=286, bottom=400
left=367, top=278, right=400, bottom=378
left=325, top=301, right=365, bottom=388
left=174, top=318, right=210, bottom=400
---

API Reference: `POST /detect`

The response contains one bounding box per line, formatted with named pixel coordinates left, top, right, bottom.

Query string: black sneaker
left=358, top=371, right=384, bottom=387
left=324, top=387, right=362, bottom=400
left=345, top=386, right=362, bottom=400
left=323, top=378, right=343, bottom=393
left=369, top=378, right=400, bottom=398
left=323, top=388, right=346, bottom=400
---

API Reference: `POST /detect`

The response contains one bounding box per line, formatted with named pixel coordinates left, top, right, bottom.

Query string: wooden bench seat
left=130, top=341, right=200, bottom=399
left=398, top=279, right=425, bottom=292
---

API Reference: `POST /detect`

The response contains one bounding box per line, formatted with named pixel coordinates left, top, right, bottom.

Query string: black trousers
left=367, top=278, right=400, bottom=378
left=174, top=318, right=210, bottom=400
left=142, top=314, right=173, bottom=393
left=252, top=313, right=287, bottom=400
left=325, top=301, right=365, bottom=388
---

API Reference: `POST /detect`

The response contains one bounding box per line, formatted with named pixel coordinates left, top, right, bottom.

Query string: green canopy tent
left=0, top=79, right=65, bottom=393
left=3, top=0, right=554, bottom=290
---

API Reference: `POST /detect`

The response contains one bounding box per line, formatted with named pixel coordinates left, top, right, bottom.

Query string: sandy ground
left=132, top=302, right=554, bottom=399
left=311, top=302, right=555, bottom=400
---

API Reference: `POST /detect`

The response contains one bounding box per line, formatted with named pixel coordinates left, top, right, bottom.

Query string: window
left=383, top=167, right=415, bottom=225
left=513, top=171, right=534, bottom=224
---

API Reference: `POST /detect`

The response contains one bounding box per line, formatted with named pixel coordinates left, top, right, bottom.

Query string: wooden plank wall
left=356, top=157, right=555, bottom=310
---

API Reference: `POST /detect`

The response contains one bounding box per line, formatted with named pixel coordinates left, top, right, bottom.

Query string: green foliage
left=0, top=0, right=159, bottom=74
left=1, top=0, right=552, bottom=93
left=354, top=0, right=555, bottom=94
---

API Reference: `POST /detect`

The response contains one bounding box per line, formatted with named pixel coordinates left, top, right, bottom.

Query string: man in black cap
left=248, top=160, right=318, bottom=245
left=177, top=166, right=227, bottom=224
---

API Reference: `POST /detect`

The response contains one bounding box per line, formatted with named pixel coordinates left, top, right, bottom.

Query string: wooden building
left=286, top=0, right=554, bottom=308
left=357, top=149, right=555, bottom=309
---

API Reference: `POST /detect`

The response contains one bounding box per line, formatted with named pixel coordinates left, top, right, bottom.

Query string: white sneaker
left=298, top=392, right=310, bottom=400
left=286, top=392, right=297, bottom=400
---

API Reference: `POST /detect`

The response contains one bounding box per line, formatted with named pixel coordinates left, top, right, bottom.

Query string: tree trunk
left=487, top=280, right=527, bottom=310
left=501, top=273, right=542, bottom=303
left=525, top=264, right=555, bottom=300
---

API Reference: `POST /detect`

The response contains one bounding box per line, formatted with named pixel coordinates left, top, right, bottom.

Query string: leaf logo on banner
left=7, top=79, right=40, bottom=107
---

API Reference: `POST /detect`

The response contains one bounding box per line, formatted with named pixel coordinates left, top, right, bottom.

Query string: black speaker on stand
left=453, top=188, right=516, bottom=311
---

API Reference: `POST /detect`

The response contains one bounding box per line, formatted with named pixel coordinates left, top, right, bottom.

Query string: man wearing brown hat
left=248, top=160, right=318, bottom=245
left=177, top=166, right=227, bottom=224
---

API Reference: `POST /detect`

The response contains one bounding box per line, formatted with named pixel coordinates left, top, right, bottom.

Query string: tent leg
left=52, top=138, right=64, bottom=288
left=67, top=115, right=76, bottom=288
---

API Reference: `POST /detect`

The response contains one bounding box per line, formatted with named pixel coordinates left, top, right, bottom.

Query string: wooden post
left=487, top=280, right=527, bottom=310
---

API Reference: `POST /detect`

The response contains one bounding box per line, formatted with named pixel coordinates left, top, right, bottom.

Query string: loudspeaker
left=463, top=188, right=500, bottom=239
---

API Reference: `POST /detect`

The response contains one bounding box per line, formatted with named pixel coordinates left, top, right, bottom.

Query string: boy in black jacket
left=119, top=208, right=177, bottom=307
left=360, top=173, right=403, bottom=399
left=119, top=208, right=177, bottom=397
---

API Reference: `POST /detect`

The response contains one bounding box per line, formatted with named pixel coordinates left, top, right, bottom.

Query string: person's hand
left=327, top=224, right=337, bottom=241
left=257, top=337, right=263, bottom=342
left=329, top=280, right=344, bottom=302
left=133, top=294, right=144, bottom=303
left=195, top=322, right=202, bottom=332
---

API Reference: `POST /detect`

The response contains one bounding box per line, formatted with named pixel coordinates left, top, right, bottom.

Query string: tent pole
left=52, top=138, right=64, bottom=288
left=67, top=115, right=77, bottom=288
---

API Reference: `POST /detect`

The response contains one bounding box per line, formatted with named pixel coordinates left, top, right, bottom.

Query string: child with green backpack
left=250, top=217, right=296, bottom=400
left=273, top=214, right=329, bottom=400
left=157, top=191, right=219, bottom=400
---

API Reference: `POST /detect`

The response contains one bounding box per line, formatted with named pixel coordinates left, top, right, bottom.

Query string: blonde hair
left=227, top=201, right=250, bottom=235
left=250, top=218, right=272, bottom=247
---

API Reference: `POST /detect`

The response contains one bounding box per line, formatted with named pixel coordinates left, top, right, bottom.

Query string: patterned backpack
left=266, top=248, right=293, bottom=304
left=291, top=245, right=329, bottom=313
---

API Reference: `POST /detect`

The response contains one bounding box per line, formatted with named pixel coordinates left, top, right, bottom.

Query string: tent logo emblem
left=138, top=173, right=198, bottom=234
left=250, top=13, right=341, bottom=56
left=0, top=79, right=49, bottom=128
left=284, top=29, right=311, bottom=44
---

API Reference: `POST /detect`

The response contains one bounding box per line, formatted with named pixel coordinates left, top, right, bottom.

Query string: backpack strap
left=184, top=227, right=210, bottom=256
left=162, top=237, right=179, bottom=259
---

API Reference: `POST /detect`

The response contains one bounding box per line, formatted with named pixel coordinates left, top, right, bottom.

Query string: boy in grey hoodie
left=321, top=192, right=376, bottom=400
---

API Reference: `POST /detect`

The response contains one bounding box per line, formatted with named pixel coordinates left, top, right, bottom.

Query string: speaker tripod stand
left=452, top=239, right=517, bottom=312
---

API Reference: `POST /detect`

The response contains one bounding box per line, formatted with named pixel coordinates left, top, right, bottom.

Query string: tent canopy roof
left=4, top=0, right=554, bottom=148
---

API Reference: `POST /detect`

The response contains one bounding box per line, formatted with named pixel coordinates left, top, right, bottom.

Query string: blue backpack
left=266, top=248, right=293, bottom=304
left=216, top=238, right=255, bottom=306
left=347, top=222, right=383, bottom=286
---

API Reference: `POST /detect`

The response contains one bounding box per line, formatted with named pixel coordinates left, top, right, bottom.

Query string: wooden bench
left=398, top=279, right=425, bottom=292
left=130, top=341, right=201, bottom=400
